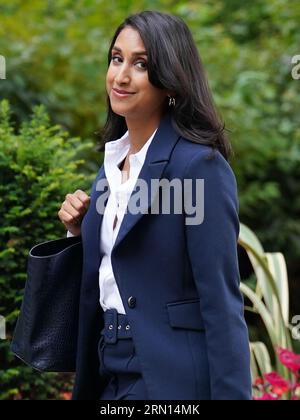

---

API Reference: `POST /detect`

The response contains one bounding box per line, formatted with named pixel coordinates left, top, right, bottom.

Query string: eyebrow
left=111, top=46, right=148, bottom=56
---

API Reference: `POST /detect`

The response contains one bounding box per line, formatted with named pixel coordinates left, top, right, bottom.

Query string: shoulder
left=175, top=137, right=240, bottom=220
left=174, top=136, right=236, bottom=186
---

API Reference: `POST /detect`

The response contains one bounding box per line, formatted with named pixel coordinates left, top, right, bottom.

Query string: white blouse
left=69, top=127, right=157, bottom=314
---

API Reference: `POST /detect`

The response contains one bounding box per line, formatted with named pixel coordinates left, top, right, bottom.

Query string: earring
left=168, top=96, right=176, bottom=107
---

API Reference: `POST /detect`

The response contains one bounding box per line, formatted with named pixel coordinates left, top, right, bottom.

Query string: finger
left=59, top=209, right=80, bottom=225
left=62, top=200, right=81, bottom=220
left=65, top=194, right=87, bottom=214
left=74, top=190, right=90, bottom=206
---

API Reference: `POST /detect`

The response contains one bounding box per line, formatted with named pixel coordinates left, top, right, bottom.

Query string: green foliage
left=0, top=0, right=174, bottom=141
left=1, top=0, right=300, bottom=399
left=0, top=99, right=94, bottom=399
left=1, top=1, right=299, bottom=293
left=239, top=223, right=293, bottom=384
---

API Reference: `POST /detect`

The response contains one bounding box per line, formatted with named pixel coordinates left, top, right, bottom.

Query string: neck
left=125, top=112, right=163, bottom=154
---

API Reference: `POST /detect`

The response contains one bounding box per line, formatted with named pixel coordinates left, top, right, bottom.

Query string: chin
left=110, top=106, right=126, bottom=117
left=111, top=104, right=134, bottom=118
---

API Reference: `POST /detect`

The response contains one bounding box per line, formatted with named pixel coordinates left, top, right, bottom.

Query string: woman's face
left=106, top=26, right=168, bottom=121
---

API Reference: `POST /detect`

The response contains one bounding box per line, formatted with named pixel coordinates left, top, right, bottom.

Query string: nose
left=114, top=62, right=131, bottom=85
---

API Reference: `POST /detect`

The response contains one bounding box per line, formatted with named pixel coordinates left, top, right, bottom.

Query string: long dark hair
left=97, top=10, right=232, bottom=160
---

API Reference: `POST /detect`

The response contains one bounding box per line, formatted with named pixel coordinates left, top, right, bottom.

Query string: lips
left=113, top=88, right=135, bottom=94
left=112, top=88, right=136, bottom=99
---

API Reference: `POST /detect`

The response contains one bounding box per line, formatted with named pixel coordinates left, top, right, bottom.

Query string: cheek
left=145, top=87, right=166, bottom=105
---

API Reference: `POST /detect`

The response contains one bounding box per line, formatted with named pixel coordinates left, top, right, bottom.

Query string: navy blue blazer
left=72, top=113, right=252, bottom=400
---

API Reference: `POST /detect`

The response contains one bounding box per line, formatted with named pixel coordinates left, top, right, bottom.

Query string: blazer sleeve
left=184, top=149, right=252, bottom=400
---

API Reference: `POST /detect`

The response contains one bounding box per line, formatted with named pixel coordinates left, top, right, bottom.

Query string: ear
left=166, top=90, right=176, bottom=97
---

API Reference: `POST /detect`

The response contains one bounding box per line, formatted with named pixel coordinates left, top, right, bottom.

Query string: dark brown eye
left=136, top=61, right=147, bottom=69
left=111, top=55, right=122, bottom=62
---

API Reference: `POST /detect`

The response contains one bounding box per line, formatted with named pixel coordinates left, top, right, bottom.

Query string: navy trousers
left=98, top=308, right=149, bottom=400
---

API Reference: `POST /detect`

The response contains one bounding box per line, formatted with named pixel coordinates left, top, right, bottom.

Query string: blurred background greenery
left=0, top=0, right=299, bottom=399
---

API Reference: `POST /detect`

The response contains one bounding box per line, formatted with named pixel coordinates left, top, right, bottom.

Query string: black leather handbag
left=11, top=235, right=83, bottom=372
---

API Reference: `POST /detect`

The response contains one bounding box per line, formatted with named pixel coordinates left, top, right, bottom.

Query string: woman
left=58, top=11, right=252, bottom=400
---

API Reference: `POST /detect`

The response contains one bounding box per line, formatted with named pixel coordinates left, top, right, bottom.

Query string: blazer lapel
left=112, top=113, right=180, bottom=252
